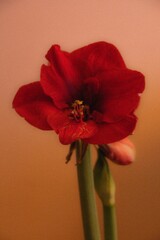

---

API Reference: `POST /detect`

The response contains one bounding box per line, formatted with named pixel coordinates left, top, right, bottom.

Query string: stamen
left=69, top=100, right=90, bottom=122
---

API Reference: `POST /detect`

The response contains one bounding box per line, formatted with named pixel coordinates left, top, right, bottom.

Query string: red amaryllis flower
left=13, top=42, right=145, bottom=145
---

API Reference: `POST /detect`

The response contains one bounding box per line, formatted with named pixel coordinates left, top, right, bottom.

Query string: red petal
left=94, top=69, right=144, bottom=122
left=83, top=71, right=144, bottom=123
left=99, top=94, right=140, bottom=123
left=12, top=82, right=55, bottom=130
left=58, top=121, right=97, bottom=145
left=82, top=76, right=100, bottom=105
left=106, top=138, right=135, bottom=165
left=47, top=109, right=71, bottom=132
left=97, top=68, right=145, bottom=98
left=71, top=41, right=126, bottom=75
left=42, top=45, right=81, bottom=106
left=41, top=65, right=71, bottom=109
left=84, top=115, right=137, bottom=144
left=47, top=109, right=97, bottom=144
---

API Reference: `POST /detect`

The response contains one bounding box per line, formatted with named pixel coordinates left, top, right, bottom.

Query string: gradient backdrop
left=1, top=1, right=160, bottom=239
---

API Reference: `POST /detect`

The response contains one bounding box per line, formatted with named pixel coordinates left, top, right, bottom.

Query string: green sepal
left=94, top=149, right=115, bottom=206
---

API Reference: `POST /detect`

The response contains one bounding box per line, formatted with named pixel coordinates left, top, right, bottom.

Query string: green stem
left=76, top=141, right=101, bottom=240
left=103, top=204, right=118, bottom=240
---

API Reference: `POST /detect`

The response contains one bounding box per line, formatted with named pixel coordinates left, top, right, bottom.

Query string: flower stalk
left=103, top=205, right=117, bottom=240
left=76, top=141, right=101, bottom=240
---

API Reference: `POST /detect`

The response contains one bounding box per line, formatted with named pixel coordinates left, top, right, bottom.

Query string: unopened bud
left=94, top=149, right=115, bottom=206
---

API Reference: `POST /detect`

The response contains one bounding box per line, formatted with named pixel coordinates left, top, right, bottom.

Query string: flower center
left=70, top=100, right=90, bottom=122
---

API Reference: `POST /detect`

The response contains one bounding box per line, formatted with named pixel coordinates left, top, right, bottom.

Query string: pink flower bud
left=101, top=138, right=135, bottom=165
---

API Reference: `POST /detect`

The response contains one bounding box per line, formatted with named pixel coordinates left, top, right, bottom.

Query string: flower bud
left=99, top=138, right=135, bottom=165
left=94, top=149, right=115, bottom=206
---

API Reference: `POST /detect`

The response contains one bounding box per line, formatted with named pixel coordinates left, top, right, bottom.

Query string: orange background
left=1, top=1, right=160, bottom=239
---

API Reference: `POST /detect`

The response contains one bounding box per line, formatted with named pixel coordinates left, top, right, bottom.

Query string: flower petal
left=46, top=45, right=78, bottom=84
left=58, top=121, right=97, bottom=145
left=12, top=82, right=55, bottom=130
left=83, top=71, right=144, bottom=123
left=47, top=110, right=97, bottom=144
left=97, top=68, right=145, bottom=98
left=84, top=114, right=137, bottom=144
left=71, top=41, right=126, bottom=75
left=41, top=45, right=81, bottom=108
left=47, top=109, right=71, bottom=132
left=93, top=68, right=145, bottom=122
left=82, top=76, right=100, bottom=106
left=105, top=138, right=135, bottom=165
left=99, top=93, right=140, bottom=123
left=41, top=65, right=71, bottom=109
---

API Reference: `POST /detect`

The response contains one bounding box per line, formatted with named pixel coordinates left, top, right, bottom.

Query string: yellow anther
left=72, top=100, right=83, bottom=106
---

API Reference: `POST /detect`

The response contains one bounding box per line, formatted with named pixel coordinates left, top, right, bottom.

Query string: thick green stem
left=103, top=204, right=118, bottom=240
left=76, top=142, right=101, bottom=240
